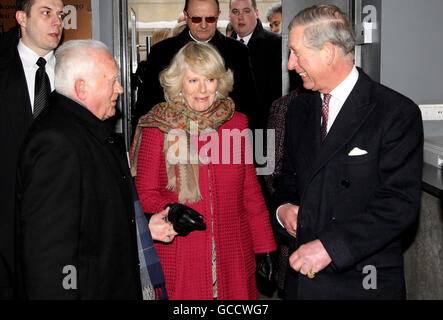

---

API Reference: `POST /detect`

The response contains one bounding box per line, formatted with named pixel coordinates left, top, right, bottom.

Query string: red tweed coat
left=135, top=112, right=276, bottom=300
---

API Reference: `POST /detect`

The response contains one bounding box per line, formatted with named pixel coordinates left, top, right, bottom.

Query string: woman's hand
left=148, top=207, right=177, bottom=243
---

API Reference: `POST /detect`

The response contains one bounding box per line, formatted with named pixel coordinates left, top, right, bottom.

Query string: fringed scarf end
left=155, top=285, right=168, bottom=300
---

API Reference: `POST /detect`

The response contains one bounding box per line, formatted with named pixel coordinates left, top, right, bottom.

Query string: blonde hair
left=159, top=42, right=234, bottom=104
left=172, top=21, right=187, bottom=37
left=151, top=28, right=172, bottom=46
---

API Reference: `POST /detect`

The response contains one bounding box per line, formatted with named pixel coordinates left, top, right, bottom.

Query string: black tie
left=34, top=57, right=51, bottom=118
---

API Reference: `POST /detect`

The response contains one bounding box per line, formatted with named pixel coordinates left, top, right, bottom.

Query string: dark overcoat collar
left=230, top=18, right=264, bottom=43
left=50, top=92, right=114, bottom=145
left=177, top=26, right=225, bottom=47
left=0, top=26, right=33, bottom=143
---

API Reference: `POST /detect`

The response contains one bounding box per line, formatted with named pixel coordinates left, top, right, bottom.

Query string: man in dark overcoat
left=16, top=40, right=146, bottom=299
left=0, top=0, right=64, bottom=299
left=229, top=0, right=282, bottom=130
left=275, top=5, right=423, bottom=300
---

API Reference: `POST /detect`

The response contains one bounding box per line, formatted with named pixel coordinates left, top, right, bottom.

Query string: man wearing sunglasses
left=133, top=0, right=258, bottom=134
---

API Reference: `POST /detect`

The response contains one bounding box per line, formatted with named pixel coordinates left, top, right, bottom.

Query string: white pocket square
left=348, top=147, right=368, bottom=156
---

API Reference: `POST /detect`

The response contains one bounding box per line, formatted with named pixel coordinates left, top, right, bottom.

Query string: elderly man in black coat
left=16, top=40, right=175, bottom=299
left=133, top=0, right=258, bottom=132
left=229, top=0, right=282, bottom=131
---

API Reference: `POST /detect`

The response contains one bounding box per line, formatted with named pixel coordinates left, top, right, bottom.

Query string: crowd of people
left=0, top=0, right=423, bottom=301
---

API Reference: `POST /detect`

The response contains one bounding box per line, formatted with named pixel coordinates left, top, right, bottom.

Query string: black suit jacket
left=0, top=27, right=34, bottom=299
left=16, top=93, right=142, bottom=299
left=133, top=27, right=258, bottom=132
left=231, top=19, right=282, bottom=130
left=275, top=69, right=423, bottom=299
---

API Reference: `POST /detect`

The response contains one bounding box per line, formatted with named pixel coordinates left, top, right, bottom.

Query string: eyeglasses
left=186, top=13, right=217, bottom=24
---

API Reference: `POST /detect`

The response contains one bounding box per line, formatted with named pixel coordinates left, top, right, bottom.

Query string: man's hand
left=277, top=204, right=299, bottom=237
left=148, top=207, right=177, bottom=243
left=289, top=239, right=332, bottom=278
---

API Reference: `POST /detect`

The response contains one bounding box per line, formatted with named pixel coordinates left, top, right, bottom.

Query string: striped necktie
left=321, top=94, right=332, bottom=141
left=33, top=57, right=51, bottom=118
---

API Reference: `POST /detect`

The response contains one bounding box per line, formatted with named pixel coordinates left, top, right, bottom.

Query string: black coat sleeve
left=17, top=130, right=81, bottom=299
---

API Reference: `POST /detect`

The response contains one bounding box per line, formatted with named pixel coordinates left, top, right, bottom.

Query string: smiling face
left=16, top=0, right=65, bottom=57
left=288, top=25, right=330, bottom=93
left=182, top=68, right=218, bottom=112
left=229, top=0, right=258, bottom=38
left=185, top=0, right=220, bottom=42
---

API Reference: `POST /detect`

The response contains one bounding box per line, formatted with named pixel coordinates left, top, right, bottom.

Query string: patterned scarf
left=130, top=98, right=235, bottom=204
left=131, top=182, right=168, bottom=300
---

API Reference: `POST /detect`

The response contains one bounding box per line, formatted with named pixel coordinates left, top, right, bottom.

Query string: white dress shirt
left=276, top=65, right=359, bottom=228
left=17, top=39, right=55, bottom=112
left=189, top=30, right=213, bottom=43
left=236, top=32, right=252, bottom=45
left=321, top=65, right=359, bottom=133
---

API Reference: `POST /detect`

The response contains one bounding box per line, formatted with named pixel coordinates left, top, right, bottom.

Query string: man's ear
left=322, top=42, right=336, bottom=65
left=74, top=79, right=87, bottom=101
left=16, top=11, right=27, bottom=28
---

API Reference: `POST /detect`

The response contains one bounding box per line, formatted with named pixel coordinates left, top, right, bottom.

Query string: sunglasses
left=187, top=13, right=217, bottom=24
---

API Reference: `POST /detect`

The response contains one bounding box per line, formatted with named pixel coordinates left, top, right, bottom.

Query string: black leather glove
left=255, top=252, right=276, bottom=283
left=164, top=203, right=206, bottom=236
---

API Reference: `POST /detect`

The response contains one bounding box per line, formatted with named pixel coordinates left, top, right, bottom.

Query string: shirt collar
left=189, top=30, right=213, bottom=43
left=237, top=32, right=253, bottom=45
left=18, top=39, right=55, bottom=68
left=324, top=65, right=359, bottom=104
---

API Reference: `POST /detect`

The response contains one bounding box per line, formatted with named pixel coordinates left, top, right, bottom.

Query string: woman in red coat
left=130, top=42, right=276, bottom=300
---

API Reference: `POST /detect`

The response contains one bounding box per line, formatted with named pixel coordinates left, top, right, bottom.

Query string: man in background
left=229, top=0, right=281, bottom=131
left=266, top=3, right=282, bottom=34
left=0, top=0, right=64, bottom=299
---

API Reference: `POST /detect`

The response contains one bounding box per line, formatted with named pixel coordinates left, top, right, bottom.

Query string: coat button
left=332, top=217, right=337, bottom=223
left=341, top=179, right=350, bottom=188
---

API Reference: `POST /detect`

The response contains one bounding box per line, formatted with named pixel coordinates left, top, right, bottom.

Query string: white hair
left=54, top=40, right=111, bottom=95
left=266, top=3, right=282, bottom=22
left=289, top=5, right=355, bottom=58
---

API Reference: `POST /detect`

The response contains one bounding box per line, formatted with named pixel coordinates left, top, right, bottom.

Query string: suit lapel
left=2, top=51, right=33, bottom=144
left=309, top=70, right=376, bottom=181
left=294, top=93, right=322, bottom=177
